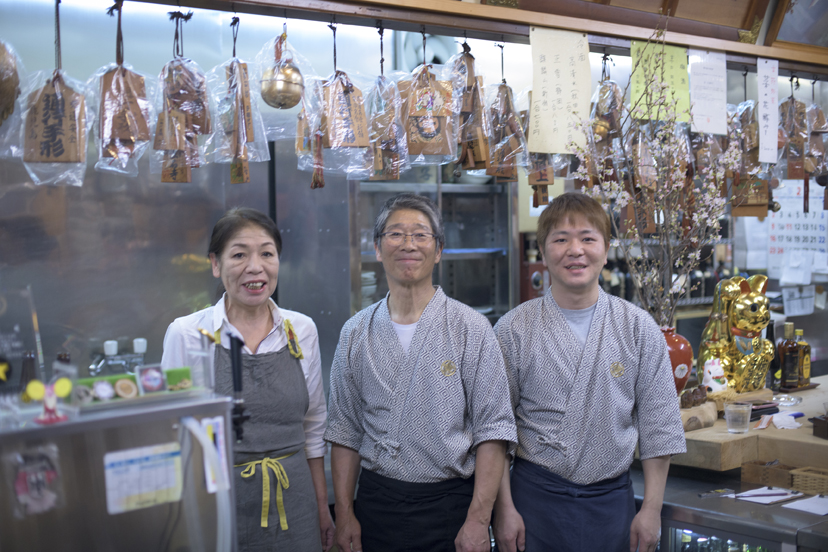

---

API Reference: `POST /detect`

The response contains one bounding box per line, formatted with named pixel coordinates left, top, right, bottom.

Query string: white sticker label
left=674, top=363, right=689, bottom=379
left=104, top=442, right=182, bottom=514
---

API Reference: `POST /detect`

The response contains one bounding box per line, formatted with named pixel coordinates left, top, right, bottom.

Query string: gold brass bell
left=261, top=60, right=304, bottom=110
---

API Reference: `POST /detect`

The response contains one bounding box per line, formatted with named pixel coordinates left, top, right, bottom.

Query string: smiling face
left=210, top=224, right=280, bottom=314
left=375, top=208, right=442, bottom=289
left=542, top=215, right=608, bottom=308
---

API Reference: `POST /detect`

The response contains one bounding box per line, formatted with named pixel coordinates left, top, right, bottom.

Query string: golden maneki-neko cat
left=698, top=274, right=774, bottom=393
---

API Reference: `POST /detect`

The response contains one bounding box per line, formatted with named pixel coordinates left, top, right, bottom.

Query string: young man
left=325, top=193, right=517, bottom=552
left=493, top=192, right=685, bottom=552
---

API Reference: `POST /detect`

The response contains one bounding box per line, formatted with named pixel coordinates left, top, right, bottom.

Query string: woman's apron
left=214, top=341, right=321, bottom=552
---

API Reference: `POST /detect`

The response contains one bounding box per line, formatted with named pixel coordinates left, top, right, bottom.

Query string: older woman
left=161, top=207, right=334, bottom=552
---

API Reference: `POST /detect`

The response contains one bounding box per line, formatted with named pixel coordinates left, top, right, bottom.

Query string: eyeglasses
left=379, top=232, right=437, bottom=246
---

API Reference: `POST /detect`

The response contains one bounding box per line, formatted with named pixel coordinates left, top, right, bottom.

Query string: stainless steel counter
left=631, top=466, right=828, bottom=550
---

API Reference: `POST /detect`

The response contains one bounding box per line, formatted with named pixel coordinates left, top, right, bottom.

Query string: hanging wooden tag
left=226, top=61, right=254, bottom=143
left=161, top=150, right=192, bottom=183
left=24, top=75, right=86, bottom=163
left=164, top=59, right=211, bottom=136
left=296, top=108, right=311, bottom=155
left=532, top=184, right=549, bottom=207
left=231, top=157, right=250, bottom=184
left=732, top=177, right=769, bottom=217
left=529, top=153, right=554, bottom=186
left=100, top=67, right=150, bottom=143
left=154, top=109, right=187, bottom=151
left=324, top=73, right=370, bottom=148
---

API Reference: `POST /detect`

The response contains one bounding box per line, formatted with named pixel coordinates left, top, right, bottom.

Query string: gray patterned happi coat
left=325, top=287, right=517, bottom=483
left=494, top=289, right=686, bottom=485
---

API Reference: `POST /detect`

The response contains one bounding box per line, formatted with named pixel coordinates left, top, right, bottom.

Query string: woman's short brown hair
left=536, top=192, right=611, bottom=252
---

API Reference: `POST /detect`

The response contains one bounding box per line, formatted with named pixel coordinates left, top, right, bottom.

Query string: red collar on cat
left=731, top=327, right=761, bottom=339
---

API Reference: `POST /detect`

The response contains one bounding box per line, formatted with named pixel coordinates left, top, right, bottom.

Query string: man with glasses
left=325, top=193, right=517, bottom=552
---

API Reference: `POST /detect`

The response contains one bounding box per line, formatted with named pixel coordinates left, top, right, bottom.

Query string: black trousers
left=354, top=469, right=475, bottom=552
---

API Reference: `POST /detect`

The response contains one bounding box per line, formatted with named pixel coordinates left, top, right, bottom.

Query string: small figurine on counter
left=702, top=358, right=729, bottom=393
left=25, top=378, right=73, bottom=425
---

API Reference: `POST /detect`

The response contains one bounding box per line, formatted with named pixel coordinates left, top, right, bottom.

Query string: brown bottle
left=796, top=329, right=811, bottom=387
left=779, top=322, right=800, bottom=389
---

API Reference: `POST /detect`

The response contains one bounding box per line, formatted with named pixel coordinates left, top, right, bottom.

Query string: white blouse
left=161, top=294, right=328, bottom=459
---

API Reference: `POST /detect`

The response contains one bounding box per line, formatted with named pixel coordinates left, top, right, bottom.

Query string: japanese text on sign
left=757, top=58, right=779, bottom=164
left=688, top=49, right=727, bottom=135
left=631, top=42, right=690, bottom=123
left=528, top=27, right=591, bottom=154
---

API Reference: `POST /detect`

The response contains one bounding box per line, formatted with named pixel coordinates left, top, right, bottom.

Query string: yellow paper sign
left=631, top=41, right=690, bottom=123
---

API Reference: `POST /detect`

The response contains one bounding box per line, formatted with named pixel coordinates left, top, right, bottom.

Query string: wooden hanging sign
left=100, top=66, right=150, bottom=143
left=161, top=150, right=191, bottom=183
left=323, top=72, right=369, bottom=148
left=24, top=74, right=86, bottom=163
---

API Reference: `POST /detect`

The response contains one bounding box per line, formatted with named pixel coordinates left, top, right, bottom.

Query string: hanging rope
left=377, top=20, right=385, bottom=76
left=106, top=1, right=125, bottom=66
left=54, top=0, right=62, bottom=71
left=168, top=11, right=193, bottom=58
left=742, top=66, right=748, bottom=102
left=230, top=16, right=240, bottom=58
left=812, top=75, right=818, bottom=103
left=328, top=17, right=337, bottom=72
left=495, top=42, right=505, bottom=84
left=790, top=74, right=800, bottom=98
left=421, top=26, right=427, bottom=67
left=601, top=52, right=613, bottom=81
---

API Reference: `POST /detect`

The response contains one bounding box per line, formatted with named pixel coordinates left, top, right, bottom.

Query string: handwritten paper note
left=528, top=27, right=591, bottom=154
left=688, top=49, right=727, bottom=135
left=782, top=285, right=816, bottom=317
left=631, top=42, right=690, bottom=122
left=766, top=181, right=827, bottom=279
left=758, top=58, right=779, bottom=164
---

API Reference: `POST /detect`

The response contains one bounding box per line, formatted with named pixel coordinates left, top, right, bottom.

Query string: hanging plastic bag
left=204, top=18, right=271, bottom=184
left=20, top=70, right=91, bottom=186
left=296, top=70, right=373, bottom=184
left=363, top=73, right=409, bottom=180
left=590, top=78, right=625, bottom=163
left=447, top=45, right=491, bottom=171
left=398, top=64, right=461, bottom=166
left=485, top=81, right=529, bottom=182
left=86, top=2, right=156, bottom=177
left=775, top=95, right=808, bottom=179
left=151, top=12, right=212, bottom=183
left=729, top=101, right=770, bottom=216
left=0, top=39, right=24, bottom=159
left=256, top=24, right=315, bottom=142
left=87, top=64, right=156, bottom=177
left=805, top=101, right=827, bottom=176
left=205, top=57, right=270, bottom=183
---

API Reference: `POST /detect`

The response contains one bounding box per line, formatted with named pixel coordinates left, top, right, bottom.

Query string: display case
left=351, top=167, right=519, bottom=323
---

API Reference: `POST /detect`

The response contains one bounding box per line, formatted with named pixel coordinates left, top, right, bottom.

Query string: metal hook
left=463, top=30, right=467, bottom=44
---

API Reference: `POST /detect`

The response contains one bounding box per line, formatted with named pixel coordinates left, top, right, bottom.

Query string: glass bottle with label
left=796, top=329, right=811, bottom=387
left=765, top=323, right=781, bottom=392
left=779, top=322, right=800, bottom=389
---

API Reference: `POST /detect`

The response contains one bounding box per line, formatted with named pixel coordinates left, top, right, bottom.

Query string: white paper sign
left=782, top=285, right=816, bottom=317
left=688, top=49, right=727, bottom=135
left=780, top=249, right=813, bottom=285
left=782, top=495, right=828, bottom=516
left=766, top=181, right=827, bottom=279
left=757, top=58, right=779, bottom=164
left=104, top=442, right=182, bottom=514
left=200, top=416, right=229, bottom=494
left=528, top=27, right=591, bottom=154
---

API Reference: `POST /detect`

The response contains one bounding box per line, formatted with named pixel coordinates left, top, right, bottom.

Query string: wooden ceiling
left=517, top=0, right=771, bottom=43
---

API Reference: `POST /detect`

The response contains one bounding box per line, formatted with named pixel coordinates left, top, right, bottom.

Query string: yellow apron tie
left=236, top=452, right=296, bottom=529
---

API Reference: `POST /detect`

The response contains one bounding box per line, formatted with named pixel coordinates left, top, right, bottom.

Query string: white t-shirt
left=391, top=320, right=419, bottom=353
left=559, top=303, right=597, bottom=352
